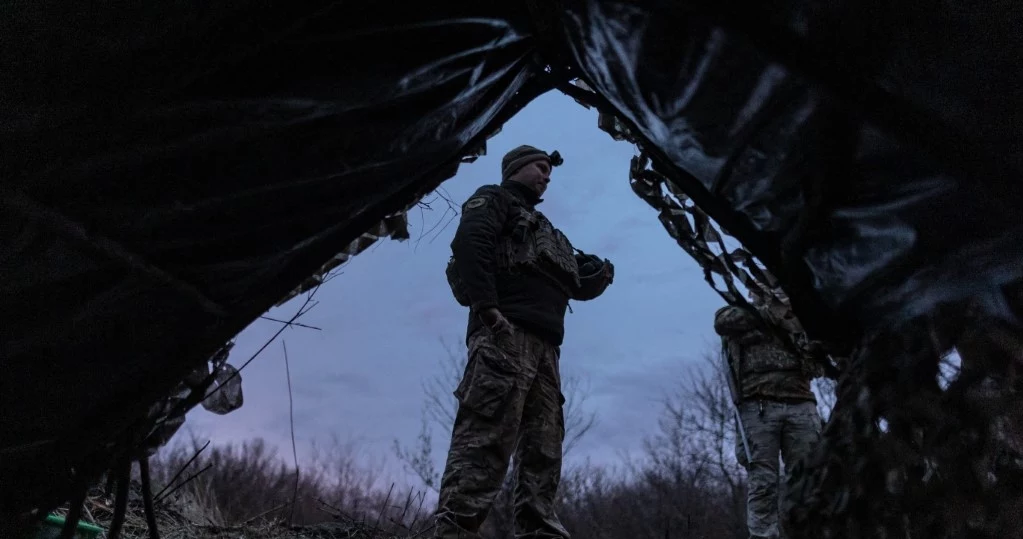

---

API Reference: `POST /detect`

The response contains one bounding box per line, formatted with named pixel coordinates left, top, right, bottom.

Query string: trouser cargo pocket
left=454, top=333, right=522, bottom=418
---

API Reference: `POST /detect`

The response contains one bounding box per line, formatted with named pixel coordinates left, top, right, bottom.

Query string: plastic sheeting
left=2, top=0, right=1022, bottom=534
left=274, top=209, right=412, bottom=307
left=623, top=149, right=842, bottom=374
left=1, top=1, right=546, bottom=516
left=561, top=3, right=1023, bottom=537
left=141, top=343, right=242, bottom=457
left=561, top=1, right=1023, bottom=345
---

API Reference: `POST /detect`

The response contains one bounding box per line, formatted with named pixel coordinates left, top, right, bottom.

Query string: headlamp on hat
left=548, top=150, right=564, bottom=167
left=501, top=145, right=564, bottom=181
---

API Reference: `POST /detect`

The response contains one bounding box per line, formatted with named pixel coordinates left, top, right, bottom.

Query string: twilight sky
left=183, top=91, right=730, bottom=491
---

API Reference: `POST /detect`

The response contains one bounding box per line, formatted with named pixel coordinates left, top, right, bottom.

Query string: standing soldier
left=436, top=145, right=615, bottom=538
left=716, top=290, right=825, bottom=539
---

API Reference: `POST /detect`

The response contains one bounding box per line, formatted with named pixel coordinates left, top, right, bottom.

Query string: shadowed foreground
left=4, top=1, right=1023, bottom=537
left=46, top=482, right=428, bottom=539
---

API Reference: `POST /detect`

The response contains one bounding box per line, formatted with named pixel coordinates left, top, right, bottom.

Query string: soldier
left=436, top=145, right=615, bottom=538
left=715, top=290, right=825, bottom=539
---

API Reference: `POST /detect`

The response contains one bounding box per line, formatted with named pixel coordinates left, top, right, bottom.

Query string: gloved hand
left=574, top=250, right=615, bottom=300
left=578, top=253, right=613, bottom=280
left=601, top=258, right=615, bottom=284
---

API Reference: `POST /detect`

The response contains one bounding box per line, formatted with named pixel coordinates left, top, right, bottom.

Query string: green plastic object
left=33, top=514, right=104, bottom=539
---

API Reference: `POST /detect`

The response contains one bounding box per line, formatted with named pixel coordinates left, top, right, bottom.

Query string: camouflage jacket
left=714, top=304, right=821, bottom=402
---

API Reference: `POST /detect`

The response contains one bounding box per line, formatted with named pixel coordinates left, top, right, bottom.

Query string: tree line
left=148, top=341, right=836, bottom=538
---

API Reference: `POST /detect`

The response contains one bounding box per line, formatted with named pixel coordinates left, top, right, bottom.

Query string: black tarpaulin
left=560, top=3, right=1023, bottom=536
left=1, top=1, right=546, bottom=516
left=2, top=0, right=1022, bottom=535
left=561, top=0, right=1023, bottom=345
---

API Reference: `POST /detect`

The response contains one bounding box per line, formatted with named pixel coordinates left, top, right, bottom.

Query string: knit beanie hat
left=502, top=145, right=552, bottom=181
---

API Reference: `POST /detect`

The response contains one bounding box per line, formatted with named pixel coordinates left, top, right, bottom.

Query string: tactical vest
left=497, top=206, right=580, bottom=292
left=446, top=189, right=580, bottom=307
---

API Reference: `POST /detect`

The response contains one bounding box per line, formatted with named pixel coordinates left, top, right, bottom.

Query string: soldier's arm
left=713, top=305, right=758, bottom=336
left=450, top=187, right=509, bottom=313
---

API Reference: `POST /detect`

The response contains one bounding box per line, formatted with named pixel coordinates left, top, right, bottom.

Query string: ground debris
left=45, top=482, right=427, bottom=539
left=180, top=522, right=417, bottom=539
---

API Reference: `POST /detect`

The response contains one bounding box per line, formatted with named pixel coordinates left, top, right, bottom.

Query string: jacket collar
left=500, top=180, right=542, bottom=207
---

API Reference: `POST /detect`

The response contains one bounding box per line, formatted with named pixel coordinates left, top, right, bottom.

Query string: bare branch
left=392, top=414, right=441, bottom=493
left=414, top=186, right=461, bottom=251
left=562, top=373, right=597, bottom=458
left=259, top=316, right=322, bottom=331
left=282, top=341, right=300, bottom=525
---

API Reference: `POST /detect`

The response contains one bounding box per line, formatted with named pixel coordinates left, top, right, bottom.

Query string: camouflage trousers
left=735, top=399, right=822, bottom=539
left=433, top=326, right=570, bottom=539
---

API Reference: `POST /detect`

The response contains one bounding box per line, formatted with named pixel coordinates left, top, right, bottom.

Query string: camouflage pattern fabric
left=498, top=207, right=581, bottom=292
left=715, top=305, right=819, bottom=402
left=735, top=400, right=823, bottom=539
left=716, top=303, right=823, bottom=539
left=593, top=103, right=1023, bottom=539
left=434, top=326, right=569, bottom=539
left=597, top=117, right=840, bottom=378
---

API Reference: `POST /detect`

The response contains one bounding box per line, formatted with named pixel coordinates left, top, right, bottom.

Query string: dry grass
left=45, top=436, right=433, bottom=539
left=41, top=353, right=758, bottom=539
left=48, top=483, right=431, bottom=539
left=141, top=437, right=431, bottom=529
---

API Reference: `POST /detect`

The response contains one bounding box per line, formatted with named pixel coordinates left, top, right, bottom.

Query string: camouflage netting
left=3, top=1, right=1022, bottom=538
left=595, top=112, right=1023, bottom=538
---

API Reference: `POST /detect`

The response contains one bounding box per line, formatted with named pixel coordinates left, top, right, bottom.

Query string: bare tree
left=552, top=348, right=750, bottom=539
left=389, top=340, right=841, bottom=539
left=562, top=373, right=597, bottom=458
left=147, top=436, right=427, bottom=530
left=395, top=336, right=597, bottom=492
left=646, top=351, right=747, bottom=529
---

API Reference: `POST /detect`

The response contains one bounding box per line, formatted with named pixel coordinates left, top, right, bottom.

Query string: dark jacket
left=450, top=181, right=609, bottom=346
